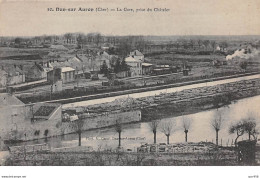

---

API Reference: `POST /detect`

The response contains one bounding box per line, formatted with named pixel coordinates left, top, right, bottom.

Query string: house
left=0, top=94, right=62, bottom=141
left=61, top=56, right=84, bottom=72
left=101, top=43, right=113, bottom=50
left=51, top=56, right=84, bottom=70
left=59, top=67, right=76, bottom=83
left=48, top=56, right=90, bottom=79
left=0, top=93, right=24, bottom=106
left=97, top=51, right=113, bottom=68
left=116, top=71, right=130, bottom=78
left=0, top=93, right=28, bottom=141
left=142, top=63, right=153, bottom=75
left=47, top=67, right=75, bottom=84
left=26, top=62, right=51, bottom=81
left=125, top=56, right=142, bottom=77
left=0, top=65, right=25, bottom=87
left=130, top=50, right=145, bottom=62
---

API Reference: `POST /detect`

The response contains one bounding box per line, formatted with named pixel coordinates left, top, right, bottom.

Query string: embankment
left=140, top=78, right=260, bottom=121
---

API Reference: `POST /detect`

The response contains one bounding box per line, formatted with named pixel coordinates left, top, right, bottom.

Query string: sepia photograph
left=0, top=0, right=260, bottom=176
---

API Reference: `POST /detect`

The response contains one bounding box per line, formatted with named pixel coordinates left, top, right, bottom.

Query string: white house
left=130, top=50, right=145, bottom=62
left=125, top=56, right=142, bottom=77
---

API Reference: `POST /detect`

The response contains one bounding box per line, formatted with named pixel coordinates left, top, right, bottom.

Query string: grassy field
left=0, top=47, right=50, bottom=58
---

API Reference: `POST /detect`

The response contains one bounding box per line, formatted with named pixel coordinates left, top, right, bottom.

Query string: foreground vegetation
left=5, top=143, right=237, bottom=166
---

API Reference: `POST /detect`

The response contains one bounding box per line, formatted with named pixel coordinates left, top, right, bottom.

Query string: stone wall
left=0, top=104, right=141, bottom=143
left=61, top=110, right=141, bottom=135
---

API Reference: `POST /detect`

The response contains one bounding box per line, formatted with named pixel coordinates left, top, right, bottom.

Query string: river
left=21, top=95, right=260, bottom=150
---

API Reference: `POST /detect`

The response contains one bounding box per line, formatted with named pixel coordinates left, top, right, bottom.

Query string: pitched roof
left=0, top=93, right=24, bottom=106
left=142, top=63, right=153, bottom=67
left=130, top=50, right=144, bottom=56
left=0, top=65, right=24, bottom=76
left=69, top=56, right=83, bottom=63
left=61, top=67, right=75, bottom=73
left=34, top=63, right=45, bottom=72
left=0, top=68, right=8, bottom=76
left=125, top=56, right=141, bottom=63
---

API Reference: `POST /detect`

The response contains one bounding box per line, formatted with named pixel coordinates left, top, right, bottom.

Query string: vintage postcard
left=0, top=0, right=260, bottom=176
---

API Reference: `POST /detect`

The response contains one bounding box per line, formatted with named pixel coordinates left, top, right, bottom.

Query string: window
left=64, top=73, right=67, bottom=81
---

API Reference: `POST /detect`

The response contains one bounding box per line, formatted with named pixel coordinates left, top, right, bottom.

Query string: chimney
left=20, top=65, right=23, bottom=71
left=14, top=64, right=16, bottom=69
left=47, top=62, right=50, bottom=68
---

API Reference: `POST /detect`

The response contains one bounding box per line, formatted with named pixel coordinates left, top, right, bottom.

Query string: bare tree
left=64, top=33, right=72, bottom=44
left=229, top=114, right=259, bottom=147
left=229, top=121, right=245, bottom=147
left=175, top=42, right=180, bottom=51
left=160, top=120, right=175, bottom=144
left=203, top=40, right=210, bottom=50
left=242, top=114, right=258, bottom=140
left=197, top=39, right=203, bottom=49
left=189, top=39, right=195, bottom=49
left=76, top=33, right=86, bottom=49
left=71, top=117, right=84, bottom=146
left=86, top=33, right=94, bottom=44
left=211, top=112, right=224, bottom=146
left=94, top=33, right=102, bottom=46
left=149, top=120, right=160, bottom=144
left=182, top=117, right=191, bottom=142
left=210, top=41, right=217, bottom=52
left=115, top=119, right=122, bottom=148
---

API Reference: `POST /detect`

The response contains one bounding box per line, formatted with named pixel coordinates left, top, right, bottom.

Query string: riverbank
left=141, top=79, right=260, bottom=121
left=71, top=77, right=260, bottom=123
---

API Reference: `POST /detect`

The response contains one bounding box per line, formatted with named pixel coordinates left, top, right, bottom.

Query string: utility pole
left=76, top=67, right=79, bottom=87
left=29, top=103, right=34, bottom=122
left=50, top=67, right=55, bottom=100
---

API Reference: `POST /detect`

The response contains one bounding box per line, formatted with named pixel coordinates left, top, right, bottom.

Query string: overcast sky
left=0, top=0, right=260, bottom=36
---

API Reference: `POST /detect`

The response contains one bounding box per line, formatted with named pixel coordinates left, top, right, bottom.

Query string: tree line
left=70, top=110, right=258, bottom=149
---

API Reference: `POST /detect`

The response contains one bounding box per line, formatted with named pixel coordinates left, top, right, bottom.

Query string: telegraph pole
left=50, top=67, right=55, bottom=100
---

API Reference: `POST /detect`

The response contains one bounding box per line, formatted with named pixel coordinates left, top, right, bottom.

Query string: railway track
left=28, top=72, right=260, bottom=106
